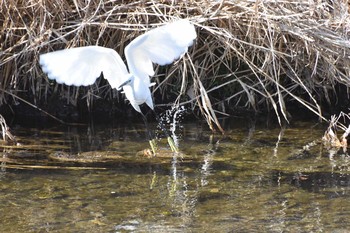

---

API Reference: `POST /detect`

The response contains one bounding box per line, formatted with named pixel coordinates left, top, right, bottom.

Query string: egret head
left=117, top=74, right=134, bottom=91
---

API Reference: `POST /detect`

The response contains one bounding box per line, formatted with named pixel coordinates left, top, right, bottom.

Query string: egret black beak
left=118, top=79, right=131, bottom=90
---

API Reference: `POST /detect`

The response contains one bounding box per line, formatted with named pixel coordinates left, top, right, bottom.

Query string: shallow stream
left=0, top=118, right=349, bottom=232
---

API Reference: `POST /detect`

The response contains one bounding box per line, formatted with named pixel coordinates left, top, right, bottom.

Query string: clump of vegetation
left=323, top=112, right=350, bottom=153
left=1, top=1, right=350, bottom=132
left=0, top=114, right=16, bottom=144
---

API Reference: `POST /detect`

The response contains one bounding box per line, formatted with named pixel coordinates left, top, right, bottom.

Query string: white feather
left=39, top=19, right=196, bottom=113
left=125, top=19, right=197, bottom=86
left=39, top=46, right=129, bottom=89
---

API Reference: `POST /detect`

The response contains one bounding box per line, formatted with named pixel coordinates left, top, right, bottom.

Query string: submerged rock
left=48, top=151, right=123, bottom=163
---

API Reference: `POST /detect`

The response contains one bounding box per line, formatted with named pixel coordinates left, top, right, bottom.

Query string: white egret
left=39, top=19, right=197, bottom=154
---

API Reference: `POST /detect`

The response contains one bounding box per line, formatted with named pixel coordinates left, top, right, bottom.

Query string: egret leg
left=140, top=111, right=157, bottom=155
left=153, top=110, right=179, bottom=153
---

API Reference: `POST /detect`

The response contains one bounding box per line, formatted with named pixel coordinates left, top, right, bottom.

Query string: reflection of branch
left=200, top=135, right=218, bottom=186
left=1, top=149, right=10, bottom=176
left=273, top=126, right=285, bottom=157
left=243, top=119, right=256, bottom=145
left=149, top=171, right=157, bottom=190
left=168, top=154, right=179, bottom=197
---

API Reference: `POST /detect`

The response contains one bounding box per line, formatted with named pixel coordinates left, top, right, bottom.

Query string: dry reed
left=1, top=0, right=350, bottom=132
left=323, top=112, right=350, bottom=152
left=0, top=114, right=16, bottom=143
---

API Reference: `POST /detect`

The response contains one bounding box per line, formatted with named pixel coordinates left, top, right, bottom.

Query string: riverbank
left=1, top=1, right=350, bottom=130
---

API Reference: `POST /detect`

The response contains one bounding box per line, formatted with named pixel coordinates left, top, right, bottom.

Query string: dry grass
left=1, top=0, right=350, bottom=132
left=322, top=112, right=350, bottom=154
left=0, top=114, right=16, bottom=143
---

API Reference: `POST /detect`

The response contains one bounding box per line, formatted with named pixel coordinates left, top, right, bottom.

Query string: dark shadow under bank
left=0, top=103, right=319, bottom=132
left=1, top=82, right=350, bottom=128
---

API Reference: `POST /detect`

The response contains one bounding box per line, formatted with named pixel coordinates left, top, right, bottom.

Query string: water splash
left=158, top=106, right=186, bottom=148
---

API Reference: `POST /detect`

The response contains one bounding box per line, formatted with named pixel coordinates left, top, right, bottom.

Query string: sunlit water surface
left=0, top=118, right=349, bottom=232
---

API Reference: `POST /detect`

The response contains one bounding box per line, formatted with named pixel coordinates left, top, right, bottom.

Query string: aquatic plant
left=0, top=114, right=16, bottom=143
left=323, top=112, right=350, bottom=152
left=1, top=0, right=350, bottom=131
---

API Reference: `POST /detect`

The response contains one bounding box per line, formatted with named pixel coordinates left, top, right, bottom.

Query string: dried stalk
left=0, top=114, right=16, bottom=143
left=1, top=0, right=350, bottom=131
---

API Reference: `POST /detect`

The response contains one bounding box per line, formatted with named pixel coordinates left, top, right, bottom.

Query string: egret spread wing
left=125, top=19, right=197, bottom=85
left=40, top=46, right=129, bottom=89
